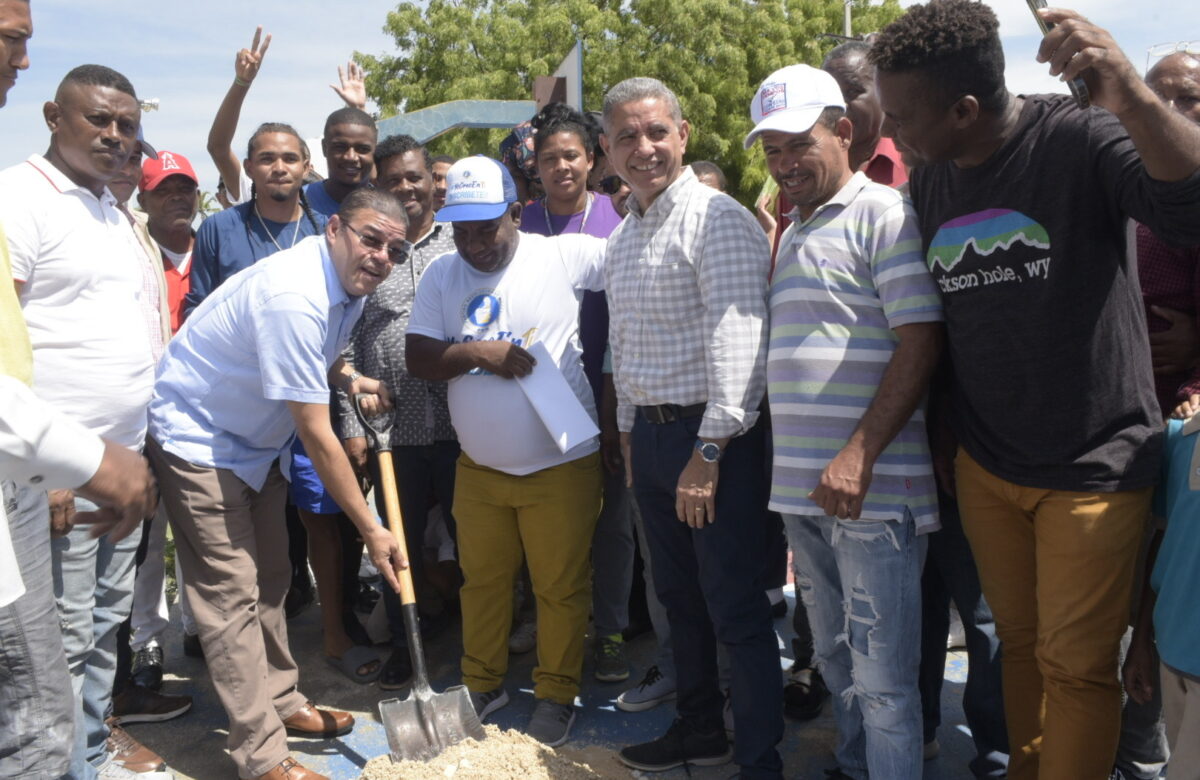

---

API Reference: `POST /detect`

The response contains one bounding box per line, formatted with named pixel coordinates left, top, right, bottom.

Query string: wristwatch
left=694, top=439, right=722, bottom=463
left=345, top=371, right=362, bottom=389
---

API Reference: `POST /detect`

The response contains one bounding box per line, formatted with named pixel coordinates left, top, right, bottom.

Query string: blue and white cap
left=438, top=155, right=518, bottom=222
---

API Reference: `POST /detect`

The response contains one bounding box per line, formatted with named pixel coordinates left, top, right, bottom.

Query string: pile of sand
left=359, top=725, right=630, bottom=779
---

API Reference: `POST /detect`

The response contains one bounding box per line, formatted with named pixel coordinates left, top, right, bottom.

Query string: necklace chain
left=254, top=204, right=303, bottom=252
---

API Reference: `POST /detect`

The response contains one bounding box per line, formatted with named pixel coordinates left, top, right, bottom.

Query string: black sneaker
left=618, top=718, right=733, bottom=772
left=131, top=646, right=164, bottom=691
left=182, top=632, right=203, bottom=660
left=784, top=665, right=829, bottom=721
left=285, top=583, right=314, bottom=619
left=379, top=647, right=414, bottom=691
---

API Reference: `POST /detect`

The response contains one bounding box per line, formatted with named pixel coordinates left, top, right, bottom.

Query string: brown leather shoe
left=252, top=757, right=329, bottom=780
left=282, top=701, right=354, bottom=738
left=105, top=720, right=166, bottom=772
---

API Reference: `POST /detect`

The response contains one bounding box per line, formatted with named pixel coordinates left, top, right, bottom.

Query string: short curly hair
left=869, top=0, right=1008, bottom=114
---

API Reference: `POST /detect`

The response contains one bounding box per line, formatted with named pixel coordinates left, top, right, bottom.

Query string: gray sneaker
left=468, top=688, right=510, bottom=722
left=527, top=699, right=575, bottom=747
left=616, top=664, right=677, bottom=712
left=594, top=634, right=630, bottom=682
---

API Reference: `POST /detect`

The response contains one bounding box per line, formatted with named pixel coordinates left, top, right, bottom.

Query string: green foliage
left=359, top=0, right=904, bottom=205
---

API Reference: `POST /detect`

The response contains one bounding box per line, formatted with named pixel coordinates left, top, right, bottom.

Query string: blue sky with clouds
left=0, top=0, right=1188, bottom=192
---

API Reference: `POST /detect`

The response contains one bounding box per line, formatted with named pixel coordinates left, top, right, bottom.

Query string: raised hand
left=235, top=26, right=272, bottom=86
left=331, top=61, right=367, bottom=110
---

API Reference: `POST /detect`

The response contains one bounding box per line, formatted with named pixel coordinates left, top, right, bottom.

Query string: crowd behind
left=2, top=1, right=1200, bottom=779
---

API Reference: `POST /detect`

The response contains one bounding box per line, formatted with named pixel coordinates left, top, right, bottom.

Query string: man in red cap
left=106, top=153, right=202, bottom=736
left=138, top=151, right=200, bottom=333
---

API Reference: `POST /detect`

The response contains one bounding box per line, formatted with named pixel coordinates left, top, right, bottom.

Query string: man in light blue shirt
left=146, top=188, right=409, bottom=780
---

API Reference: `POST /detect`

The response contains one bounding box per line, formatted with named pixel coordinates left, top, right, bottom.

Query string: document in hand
left=515, top=341, right=600, bottom=453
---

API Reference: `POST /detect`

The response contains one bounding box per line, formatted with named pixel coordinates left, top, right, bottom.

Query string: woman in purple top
left=520, top=104, right=622, bottom=404
left=518, top=103, right=636, bottom=683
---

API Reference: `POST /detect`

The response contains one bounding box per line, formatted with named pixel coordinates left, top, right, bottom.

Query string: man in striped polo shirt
left=747, top=64, right=944, bottom=780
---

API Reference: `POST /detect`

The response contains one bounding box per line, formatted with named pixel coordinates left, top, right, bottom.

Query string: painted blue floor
left=136, top=591, right=981, bottom=779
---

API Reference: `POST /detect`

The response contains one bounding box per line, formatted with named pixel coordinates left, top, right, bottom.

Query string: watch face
left=699, top=442, right=721, bottom=461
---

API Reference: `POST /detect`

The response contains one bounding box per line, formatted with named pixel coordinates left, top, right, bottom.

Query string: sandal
left=325, top=645, right=382, bottom=685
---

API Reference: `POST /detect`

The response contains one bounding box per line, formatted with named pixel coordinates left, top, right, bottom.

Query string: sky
left=0, top=0, right=1189, bottom=194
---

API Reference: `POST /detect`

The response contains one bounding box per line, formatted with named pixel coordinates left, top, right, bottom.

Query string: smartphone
left=1026, top=0, right=1091, bottom=109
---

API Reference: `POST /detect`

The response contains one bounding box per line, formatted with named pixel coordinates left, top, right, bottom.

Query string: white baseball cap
left=743, top=64, right=847, bottom=149
left=438, top=155, right=518, bottom=222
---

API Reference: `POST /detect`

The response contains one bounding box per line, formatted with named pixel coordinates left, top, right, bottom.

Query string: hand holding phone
left=1026, top=0, right=1091, bottom=109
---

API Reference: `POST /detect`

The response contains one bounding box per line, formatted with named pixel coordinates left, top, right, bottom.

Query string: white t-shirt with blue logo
left=408, top=232, right=606, bottom=475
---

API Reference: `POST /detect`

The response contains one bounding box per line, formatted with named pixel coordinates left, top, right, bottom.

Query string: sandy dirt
left=358, top=725, right=634, bottom=779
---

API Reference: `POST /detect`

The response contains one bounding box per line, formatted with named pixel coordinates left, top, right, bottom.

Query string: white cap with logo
left=438, top=155, right=519, bottom=222
left=743, top=64, right=847, bottom=149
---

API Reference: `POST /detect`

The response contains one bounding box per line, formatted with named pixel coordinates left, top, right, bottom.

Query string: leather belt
left=637, top=403, right=706, bottom=425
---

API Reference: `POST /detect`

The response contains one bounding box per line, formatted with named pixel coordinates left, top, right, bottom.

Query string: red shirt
left=161, top=251, right=192, bottom=335
left=1137, top=222, right=1200, bottom=414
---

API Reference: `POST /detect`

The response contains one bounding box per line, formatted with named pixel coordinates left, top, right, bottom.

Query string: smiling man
left=406, top=156, right=606, bottom=748
left=304, top=107, right=377, bottom=216
left=599, top=77, right=781, bottom=780
left=146, top=187, right=409, bottom=780
left=336, top=133, right=458, bottom=690
left=748, top=63, right=944, bottom=780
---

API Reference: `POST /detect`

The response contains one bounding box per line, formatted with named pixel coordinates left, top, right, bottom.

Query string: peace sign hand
left=235, top=26, right=272, bottom=86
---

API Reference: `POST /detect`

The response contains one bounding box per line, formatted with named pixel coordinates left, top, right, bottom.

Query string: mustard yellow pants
left=955, top=450, right=1150, bottom=780
left=455, top=451, right=602, bottom=704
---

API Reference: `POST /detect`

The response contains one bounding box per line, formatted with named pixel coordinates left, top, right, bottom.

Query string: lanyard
left=542, top=191, right=593, bottom=236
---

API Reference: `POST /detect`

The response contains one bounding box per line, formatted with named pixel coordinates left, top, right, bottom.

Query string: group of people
left=2, top=0, right=1200, bottom=779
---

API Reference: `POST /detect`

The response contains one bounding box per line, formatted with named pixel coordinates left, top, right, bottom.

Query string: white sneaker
left=508, top=618, right=537, bottom=654
left=947, top=607, right=966, bottom=649
left=616, top=665, right=677, bottom=712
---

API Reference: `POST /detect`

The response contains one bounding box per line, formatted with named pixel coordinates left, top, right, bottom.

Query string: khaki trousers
left=955, top=449, right=1150, bottom=780
left=147, top=439, right=307, bottom=778
left=1161, top=663, right=1200, bottom=780
left=455, top=451, right=602, bottom=704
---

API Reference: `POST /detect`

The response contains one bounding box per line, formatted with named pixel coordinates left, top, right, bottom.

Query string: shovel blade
left=379, top=684, right=486, bottom=763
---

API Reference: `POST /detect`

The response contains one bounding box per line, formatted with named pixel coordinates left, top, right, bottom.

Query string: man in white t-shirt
left=407, top=156, right=606, bottom=748
left=0, top=64, right=172, bottom=780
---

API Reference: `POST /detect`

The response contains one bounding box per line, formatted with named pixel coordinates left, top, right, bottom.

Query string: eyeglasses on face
left=344, top=223, right=411, bottom=264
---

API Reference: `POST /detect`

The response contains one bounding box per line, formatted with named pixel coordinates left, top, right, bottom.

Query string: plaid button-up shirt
left=605, top=168, right=770, bottom=439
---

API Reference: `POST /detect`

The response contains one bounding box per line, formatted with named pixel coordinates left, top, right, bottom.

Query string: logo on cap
left=760, top=83, right=787, bottom=116
left=160, top=152, right=181, bottom=172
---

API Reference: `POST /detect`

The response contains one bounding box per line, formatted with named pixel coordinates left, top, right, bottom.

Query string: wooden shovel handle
left=375, top=450, right=417, bottom=606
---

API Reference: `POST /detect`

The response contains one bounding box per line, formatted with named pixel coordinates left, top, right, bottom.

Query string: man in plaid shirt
left=601, top=77, right=783, bottom=780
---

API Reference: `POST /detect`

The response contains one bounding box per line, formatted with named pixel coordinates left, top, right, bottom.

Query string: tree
left=359, top=0, right=904, bottom=205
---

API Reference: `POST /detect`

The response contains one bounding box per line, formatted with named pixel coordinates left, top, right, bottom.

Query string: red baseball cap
left=139, top=150, right=198, bottom=193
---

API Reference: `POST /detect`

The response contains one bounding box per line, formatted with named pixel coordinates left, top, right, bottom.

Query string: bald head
left=1147, top=52, right=1200, bottom=125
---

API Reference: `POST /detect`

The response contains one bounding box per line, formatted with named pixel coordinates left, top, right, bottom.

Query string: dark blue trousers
left=632, top=414, right=783, bottom=779
left=919, top=492, right=1009, bottom=777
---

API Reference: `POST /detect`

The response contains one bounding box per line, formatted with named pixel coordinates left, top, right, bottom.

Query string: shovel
left=354, top=394, right=486, bottom=762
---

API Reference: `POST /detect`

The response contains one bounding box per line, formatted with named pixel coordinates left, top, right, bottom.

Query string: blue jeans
left=632, top=415, right=783, bottom=779
left=0, top=482, right=74, bottom=779
left=52, top=497, right=142, bottom=780
left=784, top=512, right=926, bottom=780
left=919, top=493, right=1009, bottom=777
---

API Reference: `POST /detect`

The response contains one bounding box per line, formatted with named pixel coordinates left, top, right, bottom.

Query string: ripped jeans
left=783, top=512, right=926, bottom=780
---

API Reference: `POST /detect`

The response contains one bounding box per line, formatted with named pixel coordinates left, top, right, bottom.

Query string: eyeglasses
left=598, top=175, right=626, bottom=196
left=1147, top=41, right=1200, bottom=71
left=344, top=223, right=411, bottom=264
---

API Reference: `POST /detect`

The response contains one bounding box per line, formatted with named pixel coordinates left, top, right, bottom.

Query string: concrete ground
left=131, top=588, right=981, bottom=779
